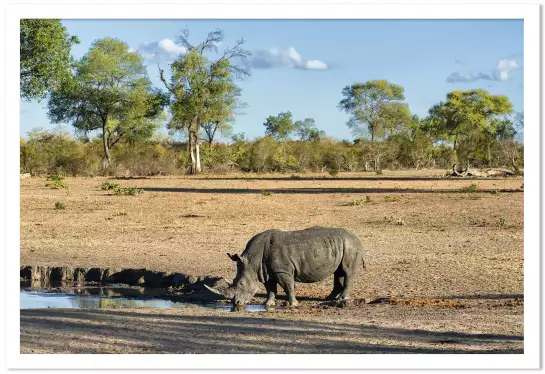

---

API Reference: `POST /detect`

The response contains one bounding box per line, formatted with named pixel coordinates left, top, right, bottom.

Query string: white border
left=5, top=1, right=541, bottom=370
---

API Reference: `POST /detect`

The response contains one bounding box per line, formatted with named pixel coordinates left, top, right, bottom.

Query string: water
left=20, top=288, right=271, bottom=312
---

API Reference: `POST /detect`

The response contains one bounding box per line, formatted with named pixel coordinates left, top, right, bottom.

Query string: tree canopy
left=338, top=80, right=409, bottom=141
left=20, top=19, right=80, bottom=101
left=264, top=111, right=295, bottom=140
left=424, top=89, right=514, bottom=165
left=294, top=118, right=325, bottom=141
left=160, top=28, right=250, bottom=174
left=47, top=38, right=167, bottom=168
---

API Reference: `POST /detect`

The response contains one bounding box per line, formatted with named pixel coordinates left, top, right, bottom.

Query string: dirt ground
left=20, top=170, right=524, bottom=354
left=20, top=301, right=523, bottom=354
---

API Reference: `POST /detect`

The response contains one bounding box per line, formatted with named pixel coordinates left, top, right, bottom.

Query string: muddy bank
left=20, top=265, right=231, bottom=302
left=20, top=265, right=216, bottom=286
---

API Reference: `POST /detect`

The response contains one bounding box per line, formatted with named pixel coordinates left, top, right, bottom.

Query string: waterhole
left=20, top=286, right=271, bottom=312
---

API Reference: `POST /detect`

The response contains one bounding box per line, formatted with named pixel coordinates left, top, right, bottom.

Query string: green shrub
left=496, top=217, right=506, bottom=228
left=261, top=190, right=273, bottom=196
left=20, top=128, right=524, bottom=177
left=54, top=201, right=65, bottom=210
left=46, top=174, right=66, bottom=189
left=101, top=181, right=120, bottom=190
left=113, top=186, right=144, bottom=196
left=461, top=183, right=478, bottom=192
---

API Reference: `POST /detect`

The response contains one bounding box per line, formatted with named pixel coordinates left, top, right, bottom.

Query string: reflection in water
left=19, top=290, right=269, bottom=312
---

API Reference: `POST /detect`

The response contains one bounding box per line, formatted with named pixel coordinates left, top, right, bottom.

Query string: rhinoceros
left=205, top=227, right=365, bottom=308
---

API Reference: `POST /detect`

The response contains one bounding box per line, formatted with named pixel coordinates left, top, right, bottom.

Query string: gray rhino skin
left=206, top=227, right=365, bottom=307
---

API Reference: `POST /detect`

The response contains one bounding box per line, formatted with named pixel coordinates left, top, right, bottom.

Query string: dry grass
left=20, top=170, right=524, bottom=301
left=19, top=170, right=524, bottom=354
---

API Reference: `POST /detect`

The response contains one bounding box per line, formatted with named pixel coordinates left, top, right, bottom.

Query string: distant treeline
left=20, top=129, right=523, bottom=177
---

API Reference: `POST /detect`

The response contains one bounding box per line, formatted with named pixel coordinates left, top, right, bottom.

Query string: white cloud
left=305, top=60, right=328, bottom=70
left=249, top=46, right=328, bottom=70
left=447, top=58, right=519, bottom=83
left=446, top=71, right=492, bottom=83
left=494, top=59, right=518, bottom=81
left=137, top=39, right=187, bottom=62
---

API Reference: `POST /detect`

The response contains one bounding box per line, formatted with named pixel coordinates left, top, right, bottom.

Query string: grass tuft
left=101, top=181, right=120, bottom=191
left=461, top=183, right=478, bottom=192
left=113, top=186, right=144, bottom=196
left=46, top=174, right=66, bottom=189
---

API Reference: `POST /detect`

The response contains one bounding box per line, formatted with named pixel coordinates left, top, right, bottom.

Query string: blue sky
left=20, top=19, right=524, bottom=140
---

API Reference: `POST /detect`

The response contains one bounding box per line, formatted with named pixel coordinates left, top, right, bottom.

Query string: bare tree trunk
left=101, top=123, right=112, bottom=170
left=374, top=153, right=381, bottom=171
left=195, top=141, right=201, bottom=173
left=188, top=132, right=196, bottom=175
left=511, top=154, right=520, bottom=174
left=195, top=119, right=202, bottom=173
left=487, top=142, right=492, bottom=168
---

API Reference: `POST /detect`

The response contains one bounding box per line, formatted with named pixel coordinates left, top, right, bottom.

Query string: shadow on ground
left=199, top=176, right=512, bottom=181
left=20, top=309, right=523, bottom=354
left=140, top=187, right=523, bottom=195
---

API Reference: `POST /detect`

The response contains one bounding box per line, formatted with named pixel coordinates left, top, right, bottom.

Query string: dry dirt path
left=21, top=301, right=523, bottom=354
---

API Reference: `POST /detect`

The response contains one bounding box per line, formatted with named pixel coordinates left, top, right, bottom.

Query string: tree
left=338, top=80, right=408, bottom=141
left=514, top=111, right=524, bottom=142
left=20, top=19, right=79, bottom=101
left=160, top=29, right=250, bottom=174
left=263, top=111, right=295, bottom=140
left=47, top=38, right=167, bottom=169
left=201, top=86, right=245, bottom=146
left=425, top=89, right=513, bottom=166
left=294, top=118, right=326, bottom=141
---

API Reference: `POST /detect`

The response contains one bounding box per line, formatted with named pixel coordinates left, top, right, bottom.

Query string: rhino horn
left=204, top=284, right=233, bottom=299
left=204, top=284, right=224, bottom=295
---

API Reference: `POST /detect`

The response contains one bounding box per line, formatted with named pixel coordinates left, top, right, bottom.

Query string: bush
left=113, top=186, right=144, bottom=196
left=101, top=181, right=120, bottom=190
left=54, top=201, right=66, bottom=210
left=46, top=174, right=66, bottom=189
left=20, top=128, right=524, bottom=177
left=461, top=183, right=478, bottom=192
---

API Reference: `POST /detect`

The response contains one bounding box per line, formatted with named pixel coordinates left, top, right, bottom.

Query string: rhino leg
left=326, top=268, right=345, bottom=300
left=276, top=273, right=299, bottom=307
left=339, top=273, right=353, bottom=300
left=339, top=252, right=364, bottom=300
left=264, top=280, right=277, bottom=306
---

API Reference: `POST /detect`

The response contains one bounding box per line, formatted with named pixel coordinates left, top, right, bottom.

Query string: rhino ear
left=227, top=253, right=246, bottom=264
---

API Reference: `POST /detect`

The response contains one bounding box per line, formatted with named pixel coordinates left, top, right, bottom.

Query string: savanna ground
left=20, top=170, right=524, bottom=354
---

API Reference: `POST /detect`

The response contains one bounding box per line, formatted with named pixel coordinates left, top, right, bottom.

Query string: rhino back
left=265, top=227, right=350, bottom=283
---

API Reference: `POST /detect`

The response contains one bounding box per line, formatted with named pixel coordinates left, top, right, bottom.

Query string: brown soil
left=20, top=301, right=523, bottom=354
left=20, top=170, right=524, bottom=354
